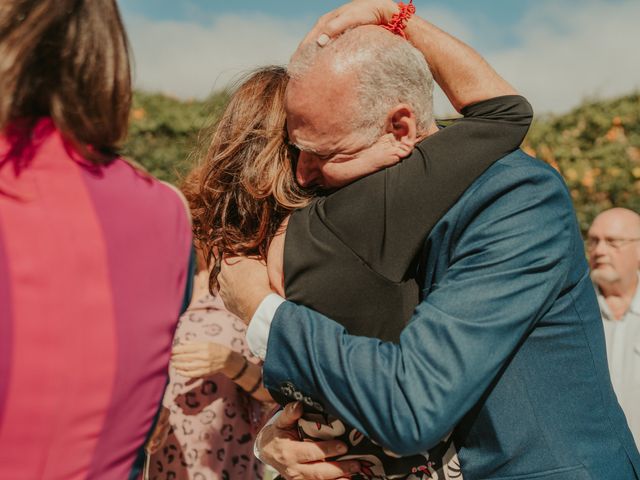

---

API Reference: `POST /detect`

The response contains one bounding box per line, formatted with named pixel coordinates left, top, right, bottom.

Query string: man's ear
left=385, top=104, right=418, bottom=149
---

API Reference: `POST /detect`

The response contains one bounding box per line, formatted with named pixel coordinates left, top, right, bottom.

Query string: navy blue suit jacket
left=263, top=151, right=640, bottom=479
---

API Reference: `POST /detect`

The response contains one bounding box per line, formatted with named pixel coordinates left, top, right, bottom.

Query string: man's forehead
left=287, top=64, right=356, bottom=107
left=589, top=221, right=623, bottom=238
left=286, top=75, right=355, bottom=140
left=591, top=211, right=639, bottom=236
left=284, top=81, right=311, bottom=125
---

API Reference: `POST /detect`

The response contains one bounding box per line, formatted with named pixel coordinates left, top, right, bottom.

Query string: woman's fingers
left=320, top=5, right=372, bottom=40
left=275, top=402, right=304, bottom=429
left=293, top=460, right=361, bottom=480
left=172, top=359, right=204, bottom=366
left=174, top=367, right=211, bottom=378
left=171, top=352, right=209, bottom=361
left=289, top=440, right=351, bottom=464
left=172, top=343, right=207, bottom=354
left=173, top=354, right=223, bottom=378
left=257, top=404, right=359, bottom=480
left=172, top=360, right=205, bottom=371
left=299, top=4, right=350, bottom=47
left=299, top=0, right=396, bottom=48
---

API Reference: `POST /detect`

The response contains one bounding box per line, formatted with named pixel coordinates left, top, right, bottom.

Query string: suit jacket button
left=280, top=382, right=294, bottom=397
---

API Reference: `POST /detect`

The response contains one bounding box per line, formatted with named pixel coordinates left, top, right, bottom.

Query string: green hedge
left=125, top=91, right=640, bottom=234
left=123, top=91, right=228, bottom=183
left=524, top=93, right=640, bottom=233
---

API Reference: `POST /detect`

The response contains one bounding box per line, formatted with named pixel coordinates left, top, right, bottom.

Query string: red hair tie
left=382, top=0, right=416, bottom=39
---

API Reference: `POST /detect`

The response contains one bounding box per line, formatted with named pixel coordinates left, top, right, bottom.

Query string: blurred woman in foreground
left=0, top=1, right=192, bottom=478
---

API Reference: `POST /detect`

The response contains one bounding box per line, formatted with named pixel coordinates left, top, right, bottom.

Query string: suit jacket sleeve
left=263, top=162, right=575, bottom=455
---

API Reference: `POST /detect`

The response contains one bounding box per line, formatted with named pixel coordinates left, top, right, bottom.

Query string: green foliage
left=123, top=90, right=229, bottom=183
left=524, top=92, right=640, bottom=233
left=125, top=89, right=640, bottom=234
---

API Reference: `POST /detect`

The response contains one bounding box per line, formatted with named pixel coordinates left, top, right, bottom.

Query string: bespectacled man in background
left=588, top=207, right=640, bottom=445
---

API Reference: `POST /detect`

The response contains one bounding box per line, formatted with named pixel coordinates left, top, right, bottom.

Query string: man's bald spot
left=291, top=25, right=434, bottom=141
left=326, top=26, right=401, bottom=75
left=592, top=208, right=640, bottom=236
left=289, top=25, right=402, bottom=79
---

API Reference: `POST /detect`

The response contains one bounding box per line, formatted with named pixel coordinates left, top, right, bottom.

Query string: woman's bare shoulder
left=266, top=216, right=289, bottom=297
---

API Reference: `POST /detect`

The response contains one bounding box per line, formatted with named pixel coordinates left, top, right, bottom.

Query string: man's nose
left=296, top=152, right=319, bottom=187
left=590, top=238, right=609, bottom=259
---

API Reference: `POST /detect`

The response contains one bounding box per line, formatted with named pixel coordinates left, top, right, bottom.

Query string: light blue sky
left=119, top=1, right=532, bottom=24
left=118, top=0, right=640, bottom=114
left=119, top=0, right=544, bottom=51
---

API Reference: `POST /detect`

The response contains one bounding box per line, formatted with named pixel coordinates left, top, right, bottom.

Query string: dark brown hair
left=184, top=66, right=311, bottom=291
left=0, top=0, right=132, bottom=164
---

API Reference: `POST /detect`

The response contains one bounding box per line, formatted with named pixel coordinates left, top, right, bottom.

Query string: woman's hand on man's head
left=300, top=0, right=399, bottom=48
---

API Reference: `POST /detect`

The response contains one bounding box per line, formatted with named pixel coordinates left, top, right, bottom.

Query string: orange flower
left=132, top=108, right=146, bottom=120
left=605, top=118, right=626, bottom=143
left=581, top=171, right=595, bottom=188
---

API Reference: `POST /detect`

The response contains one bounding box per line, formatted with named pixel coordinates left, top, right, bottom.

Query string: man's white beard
left=591, top=267, right=621, bottom=287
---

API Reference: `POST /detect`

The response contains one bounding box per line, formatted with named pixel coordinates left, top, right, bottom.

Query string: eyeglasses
left=586, top=237, right=640, bottom=250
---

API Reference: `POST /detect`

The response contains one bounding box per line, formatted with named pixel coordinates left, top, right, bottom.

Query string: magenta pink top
left=0, top=119, right=192, bottom=479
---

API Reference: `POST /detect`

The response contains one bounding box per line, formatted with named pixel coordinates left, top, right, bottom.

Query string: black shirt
left=284, top=95, right=533, bottom=342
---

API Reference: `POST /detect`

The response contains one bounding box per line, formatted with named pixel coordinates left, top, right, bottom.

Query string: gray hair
left=288, top=26, right=434, bottom=142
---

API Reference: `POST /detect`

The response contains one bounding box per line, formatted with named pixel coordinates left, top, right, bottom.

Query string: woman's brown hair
left=184, top=66, right=311, bottom=291
left=0, top=0, right=132, bottom=164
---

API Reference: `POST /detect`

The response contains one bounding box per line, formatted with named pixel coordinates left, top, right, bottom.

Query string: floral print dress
left=147, top=293, right=264, bottom=480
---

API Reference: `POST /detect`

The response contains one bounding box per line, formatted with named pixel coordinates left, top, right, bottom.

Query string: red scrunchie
left=382, top=0, right=416, bottom=39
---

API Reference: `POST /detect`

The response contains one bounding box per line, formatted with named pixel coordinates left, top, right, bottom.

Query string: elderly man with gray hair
left=286, top=25, right=436, bottom=191
left=588, top=207, right=640, bottom=446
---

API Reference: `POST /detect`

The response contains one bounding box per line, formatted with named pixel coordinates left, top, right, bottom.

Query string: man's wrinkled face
left=588, top=213, right=640, bottom=286
left=285, top=70, right=399, bottom=190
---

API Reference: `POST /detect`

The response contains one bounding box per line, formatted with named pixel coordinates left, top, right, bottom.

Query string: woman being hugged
left=0, top=2, right=192, bottom=479
left=145, top=66, right=306, bottom=480
left=186, top=66, right=310, bottom=288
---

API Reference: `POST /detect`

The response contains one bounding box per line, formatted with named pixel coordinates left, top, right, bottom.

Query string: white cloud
left=412, top=4, right=475, bottom=45
left=484, top=0, right=640, bottom=114
left=123, top=1, right=640, bottom=114
left=124, top=13, right=308, bottom=98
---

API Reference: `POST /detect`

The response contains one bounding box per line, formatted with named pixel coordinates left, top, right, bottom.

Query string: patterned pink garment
left=148, top=293, right=265, bottom=480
